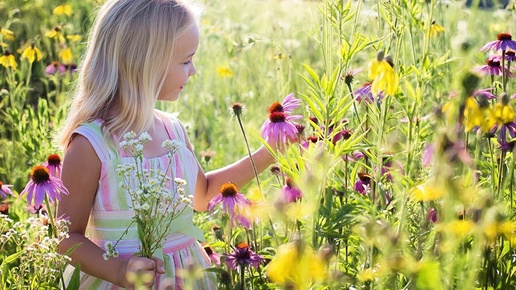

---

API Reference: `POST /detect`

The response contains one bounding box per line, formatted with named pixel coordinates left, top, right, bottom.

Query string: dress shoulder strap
left=72, top=120, right=118, bottom=162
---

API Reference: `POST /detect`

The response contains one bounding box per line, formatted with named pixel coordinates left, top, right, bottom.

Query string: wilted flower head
left=0, top=181, right=13, bottom=199
left=481, top=33, right=516, bottom=52
left=20, top=165, right=69, bottom=208
left=226, top=242, right=264, bottom=270
left=231, top=102, right=245, bottom=117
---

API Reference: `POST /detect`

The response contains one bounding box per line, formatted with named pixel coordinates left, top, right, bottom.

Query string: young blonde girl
left=57, top=0, right=275, bottom=288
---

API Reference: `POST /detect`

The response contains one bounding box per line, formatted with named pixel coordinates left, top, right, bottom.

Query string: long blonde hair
left=57, top=0, right=201, bottom=150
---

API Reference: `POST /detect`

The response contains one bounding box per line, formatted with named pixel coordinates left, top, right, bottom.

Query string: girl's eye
left=183, top=60, right=192, bottom=65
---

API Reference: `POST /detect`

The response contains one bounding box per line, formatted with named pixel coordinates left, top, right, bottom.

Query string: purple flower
left=20, top=165, right=69, bottom=209
left=498, top=123, right=516, bottom=152
left=43, top=154, right=63, bottom=178
left=505, top=50, right=516, bottom=62
left=0, top=181, right=13, bottom=199
left=279, top=93, right=302, bottom=114
left=481, top=33, right=516, bottom=52
left=353, top=83, right=374, bottom=103
left=45, top=61, right=66, bottom=75
left=261, top=111, right=302, bottom=144
left=204, top=246, right=221, bottom=266
left=474, top=55, right=506, bottom=76
left=281, top=178, right=303, bottom=204
left=208, top=183, right=251, bottom=228
left=473, top=88, right=497, bottom=100
left=354, top=173, right=371, bottom=195
left=428, top=208, right=437, bottom=223
left=226, top=243, right=264, bottom=270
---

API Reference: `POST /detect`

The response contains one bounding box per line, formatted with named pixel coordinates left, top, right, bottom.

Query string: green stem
left=236, top=114, right=261, bottom=192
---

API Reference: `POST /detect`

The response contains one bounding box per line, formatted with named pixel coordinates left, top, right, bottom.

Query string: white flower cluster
left=0, top=214, right=71, bottom=287
left=105, top=131, right=193, bottom=259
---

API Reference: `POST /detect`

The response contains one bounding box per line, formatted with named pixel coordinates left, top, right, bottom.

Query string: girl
left=56, top=0, right=276, bottom=288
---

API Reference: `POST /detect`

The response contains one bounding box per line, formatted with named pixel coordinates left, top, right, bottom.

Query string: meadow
left=1, top=0, right=516, bottom=289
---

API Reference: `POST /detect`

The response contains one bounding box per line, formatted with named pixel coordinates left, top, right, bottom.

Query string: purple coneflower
left=505, top=50, right=516, bottom=62
left=261, top=111, right=301, bottom=144
left=45, top=61, right=66, bottom=75
left=428, top=208, right=437, bottom=223
left=279, top=93, right=302, bottom=114
left=481, top=33, right=516, bottom=52
left=281, top=178, right=303, bottom=204
left=353, top=83, right=374, bottom=103
left=473, top=88, right=497, bottom=100
left=204, top=246, right=221, bottom=266
left=20, top=165, right=69, bottom=209
left=43, top=154, right=63, bottom=178
left=226, top=242, right=264, bottom=270
left=354, top=173, right=371, bottom=195
left=474, top=55, right=506, bottom=76
left=208, top=183, right=251, bottom=228
left=0, top=181, right=13, bottom=199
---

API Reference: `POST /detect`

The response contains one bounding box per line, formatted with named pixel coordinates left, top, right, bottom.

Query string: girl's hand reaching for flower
left=121, top=256, right=165, bottom=289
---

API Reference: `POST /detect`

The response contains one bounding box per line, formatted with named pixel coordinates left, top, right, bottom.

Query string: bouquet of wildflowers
left=104, top=131, right=194, bottom=259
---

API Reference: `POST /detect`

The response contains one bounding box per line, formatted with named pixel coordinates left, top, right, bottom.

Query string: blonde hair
left=57, top=0, right=201, bottom=150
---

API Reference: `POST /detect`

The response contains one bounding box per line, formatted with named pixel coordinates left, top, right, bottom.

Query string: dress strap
left=159, top=112, right=184, bottom=142
left=72, top=120, right=118, bottom=162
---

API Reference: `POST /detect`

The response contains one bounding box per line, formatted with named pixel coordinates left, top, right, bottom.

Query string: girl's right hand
left=121, top=256, right=165, bottom=289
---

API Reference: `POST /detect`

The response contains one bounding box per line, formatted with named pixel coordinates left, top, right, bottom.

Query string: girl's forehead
left=175, top=25, right=200, bottom=57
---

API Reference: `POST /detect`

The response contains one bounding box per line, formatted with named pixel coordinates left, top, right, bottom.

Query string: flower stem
left=44, top=196, right=58, bottom=239
left=235, top=114, right=261, bottom=191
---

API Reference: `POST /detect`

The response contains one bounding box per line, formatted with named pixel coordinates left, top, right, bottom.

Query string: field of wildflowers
left=1, top=0, right=516, bottom=289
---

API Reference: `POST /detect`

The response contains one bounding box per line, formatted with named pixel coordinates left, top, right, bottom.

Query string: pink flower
left=474, top=55, right=512, bottom=76
left=0, top=181, right=13, bottom=199
left=226, top=243, right=264, bottom=270
left=481, top=33, right=516, bottom=52
left=43, top=154, right=63, bottom=178
left=45, top=61, right=66, bottom=75
left=204, top=246, right=221, bottom=266
left=261, top=112, right=301, bottom=144
left=20, top=165, right=69, bottom=209
left=208, top=183, right=251, bottom=228
left=281, top=178, right=303, bottom=204
left=279, top=93, right=301, bottom=114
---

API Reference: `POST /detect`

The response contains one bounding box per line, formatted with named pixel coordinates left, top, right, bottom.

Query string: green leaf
left=65, top=264, right=81, bottom=290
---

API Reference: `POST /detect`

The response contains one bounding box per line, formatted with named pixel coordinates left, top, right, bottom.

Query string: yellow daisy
left=368, top=51, right=399, bottom=96
left=53, top=4, right=73, bottom=16
left=0, top=27, right=14, bottom=41
left=21, top=43, right=43, bottom=64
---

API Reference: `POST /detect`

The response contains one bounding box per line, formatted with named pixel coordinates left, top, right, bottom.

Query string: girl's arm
left=57, top=135, right=163, bottom=287
left=177, top=123, right=276, bottom=212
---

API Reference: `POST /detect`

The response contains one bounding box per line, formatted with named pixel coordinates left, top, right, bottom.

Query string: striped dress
left=65, top=111, right=217, bottom=289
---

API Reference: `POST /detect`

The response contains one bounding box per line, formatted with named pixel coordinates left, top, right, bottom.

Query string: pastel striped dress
left=65, top=111, right=217, bottom=289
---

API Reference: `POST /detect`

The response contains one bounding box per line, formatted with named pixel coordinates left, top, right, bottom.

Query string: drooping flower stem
left=234, top=109, right=261, bottom=192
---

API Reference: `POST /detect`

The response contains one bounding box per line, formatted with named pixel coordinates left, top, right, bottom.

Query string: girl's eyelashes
left=183, top=60, right=192, bottom=65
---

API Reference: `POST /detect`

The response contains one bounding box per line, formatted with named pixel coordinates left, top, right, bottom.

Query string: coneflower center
left=269, top=111, right=286, bottom=123
left=497, top=33, right=512, bottom=41
left=31, top=165, right=50, bottom=184
left=220, top=183, right=238, bottom=197
left=268, top=102, right=283, bottom=113
left=47, top=154, right=61, bottom=166
left=285, top=178, right=294, bottom=188
left=487, top=59, right=501, bottom=67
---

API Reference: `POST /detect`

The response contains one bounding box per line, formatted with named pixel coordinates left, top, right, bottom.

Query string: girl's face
left=158, top=24, right=199, bottom=102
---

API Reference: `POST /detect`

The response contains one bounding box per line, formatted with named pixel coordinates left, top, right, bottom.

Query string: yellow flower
left=21, top=43, right=43, bottom=64
left=66, top=34, right=82, bottom=42
left=0, top=27, right=14, bottom=41
left=368, top=51, right=399, bottom=96
left=448, top=220, right=475, bottom=238
left=59, top=47, right=73, bottom=64
left=45, top=26, right=66, bottom=43
left=410, top=184, right=444, bottom=202
left=462, top=97, right=496, bottom=132
left=53, top=4, right=73, bottom=16
left=427, top=21, right=445, bottom=38
left=357, top=266, right=381, bottom=282
left=493, top=102, right=515, bottom=124
left=266, top=242, right=327, bottom=289
left=0, top=50, right=17, bottom=70
left=216, top=66, right=233, bottom=78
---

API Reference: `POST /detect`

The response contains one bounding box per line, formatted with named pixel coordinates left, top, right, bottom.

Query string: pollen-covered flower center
left=487, top=59, right=501, bottom=67
left=269, top=111, right=286, bottom=123
left=220, top=183, right=238, bottom=197
left=31, top=165, right=51, bottom=184
left=47, top=154, right=61, bottom=166
left=268, top=102, right=284, bottom=113
left=285, top=178, right=294, bottom=188
left=497, top=33, right=512, bottom=41
left=0, top=181, right=3, bottom=187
